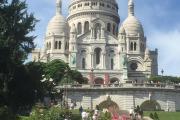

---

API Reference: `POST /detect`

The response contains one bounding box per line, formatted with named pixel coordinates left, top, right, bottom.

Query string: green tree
left=25, top=62, right=46, bottom=101
left=8, top=65, right=37, bottom=112
left=0, top=105, right=17, bottom=120
left=149, top=76, right=180, bottom=84
left=0, top=0, right=37, bottom=95
left=69, top=70, right=84, bottom=84
left=44, top=59, right=70, bottom=84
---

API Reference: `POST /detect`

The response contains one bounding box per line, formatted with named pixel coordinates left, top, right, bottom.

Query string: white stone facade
left=32, top=0, right=158, bottom=83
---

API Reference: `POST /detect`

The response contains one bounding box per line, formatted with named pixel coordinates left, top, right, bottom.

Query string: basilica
left=32, top=0, right=158, bottom=84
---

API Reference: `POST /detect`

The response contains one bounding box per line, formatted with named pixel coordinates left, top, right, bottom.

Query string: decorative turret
left=69, top=24, right=77, bottom=69
left=118, top=26, right=126, bottom=53
left=69, top=24, right=77, bottom=51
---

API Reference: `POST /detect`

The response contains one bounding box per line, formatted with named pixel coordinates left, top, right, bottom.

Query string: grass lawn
left=144, top=111, right=180, bottom=120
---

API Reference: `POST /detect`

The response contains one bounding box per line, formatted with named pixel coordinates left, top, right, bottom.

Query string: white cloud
left=148, top=29, right=180, bottom=76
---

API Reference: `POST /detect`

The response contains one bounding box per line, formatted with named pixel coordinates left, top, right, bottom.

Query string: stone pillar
left=91, top=28, right=94, bottom=39
left=82, top=23, right=85, bottom=34
left=102, top=52, right=106, bottom=69
left=118, top=52, right=121, bottom=69
left=51, top=36, right=55, bottom=50
left=90, top=52, right=94, bottom=68
left=101, top=28, right=105, bottom=39
left=127, top=37, right=130, bottom=53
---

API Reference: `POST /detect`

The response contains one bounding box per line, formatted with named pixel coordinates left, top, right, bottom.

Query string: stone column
left=101, top=28, right=105, bottom=39
left=118, top=52, right=121, bottom=69
left=82, top=23, right=85, bottom=34
left=127, top=37, right=130, bottom=53
left=90, top=52, right=94, bottom=68
left=102, top=52, right=106, bottom=69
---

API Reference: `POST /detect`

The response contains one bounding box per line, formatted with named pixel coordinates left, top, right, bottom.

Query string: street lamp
left=161, top=69, right=164, bottom=76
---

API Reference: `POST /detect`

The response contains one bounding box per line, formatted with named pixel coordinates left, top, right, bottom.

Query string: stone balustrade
left=56, top=83, right=180, bottom=90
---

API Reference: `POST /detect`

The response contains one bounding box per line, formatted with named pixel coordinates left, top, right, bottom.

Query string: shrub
left=27, top=106, right=81, bottom=120
left=154, top=112, right=159, bottom=120
left=99, top=112, right=111, bottom=120
left=149, top=113, right=154, bottom=119
left=0, top=106, right=17, bottom=120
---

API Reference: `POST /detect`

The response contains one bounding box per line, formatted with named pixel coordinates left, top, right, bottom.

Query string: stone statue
left=71, top=54, right=76, bottom=65
left=122, top=54, right=128, bottom=67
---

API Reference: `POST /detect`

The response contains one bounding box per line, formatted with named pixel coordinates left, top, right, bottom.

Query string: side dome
left=46, top=14, right=68, bottom=36
left=46, top=0, right=68, bottom=36
left=122, top=0, right=144, bottom=36
left=122, top=16, right=144, bottom=35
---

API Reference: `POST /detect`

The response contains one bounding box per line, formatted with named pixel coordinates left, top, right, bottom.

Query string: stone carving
left=71, top=54, right=76, bottom=65
left=122, top=54, right=128, bottom=67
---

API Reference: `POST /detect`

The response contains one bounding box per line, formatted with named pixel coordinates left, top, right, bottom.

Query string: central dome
left=68, top=0, right=119, bottom=21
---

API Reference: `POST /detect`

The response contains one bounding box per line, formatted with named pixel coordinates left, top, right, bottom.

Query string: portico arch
left=94, top=48, right=102, bottom=65
left=110, top=77, right=119, bottom=84
left=140, top=100, right=161, bottom=111
left=94, top=77, right=104, bottom=84
left=82, top=77, right=89, bottom=84
left=99, top=96, right=120, bottom=112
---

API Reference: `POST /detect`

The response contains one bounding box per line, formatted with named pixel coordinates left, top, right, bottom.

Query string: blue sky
left=26, top=0, right=180, bottom=76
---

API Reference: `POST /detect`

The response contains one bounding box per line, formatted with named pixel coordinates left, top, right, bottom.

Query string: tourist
left=79, top=105, right=83, bottom=113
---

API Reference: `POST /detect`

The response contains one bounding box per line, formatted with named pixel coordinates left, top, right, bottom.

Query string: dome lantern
left=128, top=0, right=134, bottom=16
left=56, top=0, right=62, bottom=15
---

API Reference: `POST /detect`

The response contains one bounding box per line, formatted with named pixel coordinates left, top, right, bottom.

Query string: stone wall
left=63, top=86, right=180, bottom=112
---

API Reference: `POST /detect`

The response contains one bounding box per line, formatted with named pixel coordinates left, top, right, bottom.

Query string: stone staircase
left=123, top=94, right=135, bottom=110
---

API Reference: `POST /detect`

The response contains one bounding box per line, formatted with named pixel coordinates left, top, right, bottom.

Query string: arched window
left=134, top=42, right=137, bottom=51
left=113, top=24, right=116, bottom=35
left=58, top=41, right=61, bottom=49
left=55, top=41, right=58, bottom=49
left=84, top=21, right=89, bottom=33
left=46, top=43, right=48, bottom=49
left=95, top=48, right=101, bottom=64
left=107, top=23, right=111, bottom=32
left=77, top=22, right=82, bottom=34
left=111, top=58, right=114, bottom=70
left=94, top=23, right=101, bottom=39
left=130, top=42, right=133, bottom=51
left=140, top=43, right=143, bottom=51
left=82, top=58, right=86, bottom=69
left=49, top=42, right=51, bottom=49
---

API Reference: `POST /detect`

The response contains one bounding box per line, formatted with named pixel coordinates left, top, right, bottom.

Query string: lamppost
left=161, top=69, right=164, bottom=76
left=91, top=68, right=94, bottom=85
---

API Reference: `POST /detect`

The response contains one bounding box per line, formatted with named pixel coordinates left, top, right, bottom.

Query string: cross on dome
left=128, top=0, right=134, bottom=16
